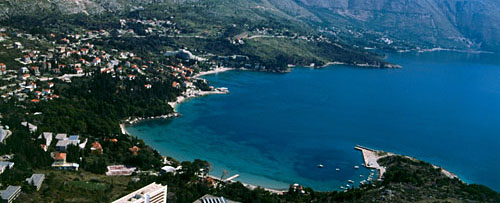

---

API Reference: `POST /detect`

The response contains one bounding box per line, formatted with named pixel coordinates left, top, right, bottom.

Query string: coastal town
left=0, top=18, right=245, bottom=201
left=0, top=14, right=397, bottom=201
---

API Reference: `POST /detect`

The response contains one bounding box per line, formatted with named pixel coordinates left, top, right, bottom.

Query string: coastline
left=194, top=67, right=235, bottom=78
left=120, top=67, right=234, bottom=131
left=119, top=66, right=290, bottom=194
left=120, top=66, right=464, bottom=193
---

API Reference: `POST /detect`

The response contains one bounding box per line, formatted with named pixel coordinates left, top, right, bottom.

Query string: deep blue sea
left=127, top=52, right=500, bottom=192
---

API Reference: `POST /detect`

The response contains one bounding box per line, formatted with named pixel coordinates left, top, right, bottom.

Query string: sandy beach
left=194, top=67, right=235, bottom=78
left=207, top=175, right=286, bottom=195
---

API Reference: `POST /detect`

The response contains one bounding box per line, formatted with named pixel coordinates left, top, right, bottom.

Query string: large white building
left=112, top=182, right=167, bottom=203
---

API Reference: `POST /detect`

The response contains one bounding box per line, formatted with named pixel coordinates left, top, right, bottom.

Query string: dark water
left=128, top=52, right=500, bottom=191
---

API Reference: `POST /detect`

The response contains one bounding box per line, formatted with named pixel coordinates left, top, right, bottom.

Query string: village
left=0, top=18, right=244, bottom=202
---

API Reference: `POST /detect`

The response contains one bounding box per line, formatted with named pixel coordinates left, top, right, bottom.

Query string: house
left=112, top=183, right=167, bottom=203
left=160, top=165, right=181, bottom=174
left=0, top=161, right=14, bottom=174
left=51, top=152, right=79, bottom=171
left=42, top=89, right=52, bottom=95
left=55, top=133, right=67, bottom=140
left=38, top=132, right=53, bottom=148
left=74, top=67, right=83, bottom=74
left=53, top=152, right=66, bottom=163
left=55, top=139, right=71, bottom=151
left=21, top=122, right=37, bottom=133
left=0, top=128, right=9, bottom=144
left=0, top=63, right=6, bottom=75
left=22, top=55, right=31, bottom=64
left=129, top=146, right=140, bottom=155
left=68, top=135, right=80, bottom=143
left=172, top=81, right=180, bottom=88
left=91, top=57, right=101, bottom=66
left=0, top=186, right=21, bottom=203
left=30, top=66, right=40, bottom=76
left=183, top=82, right=194, bottom=88
left=193, top=194, right=239, bottom=203
left=26, top=174, right=45, bottom=191
left=104, top=138, right=118, bottom=143
left=51, top=162, right=79, bottom=171
left=14, top=42, right=23, bottom=49
left=20, top=73, right=30, bottom=80
left=90, top=141, right=103, bottom=154
left=105, top=165, right=136, bottom=176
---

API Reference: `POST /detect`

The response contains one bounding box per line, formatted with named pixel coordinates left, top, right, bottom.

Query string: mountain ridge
left=1, top=0, right=499, bottom=51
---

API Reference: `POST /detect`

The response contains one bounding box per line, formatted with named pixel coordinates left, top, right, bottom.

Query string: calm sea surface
left=127, top=52, right=500, bottom=191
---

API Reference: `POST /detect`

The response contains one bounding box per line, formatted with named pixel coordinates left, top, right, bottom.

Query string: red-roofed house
left=129, top=146, right=140, bottom=155
left=91, top=141, right=103, bottom=154
left=172, top=81, right=179, bottom=88
left=74, top=67, right=83, bottom=74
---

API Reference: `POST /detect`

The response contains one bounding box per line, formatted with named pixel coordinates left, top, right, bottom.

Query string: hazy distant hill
left=280, top=0, right=500, bottom=51
left=0, top=0, right=498, bottom=51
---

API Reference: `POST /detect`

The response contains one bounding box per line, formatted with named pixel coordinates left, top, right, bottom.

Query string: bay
left=127, top=52, right=500, bottom=192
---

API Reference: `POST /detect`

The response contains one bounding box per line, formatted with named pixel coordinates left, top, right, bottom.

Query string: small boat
left=336, top=168, right=340, bottom=171
left=348, top=180, right=354, bottom=184
left=359, top=175, right=364, bottom=177
left=317, top=164, right=324, bottom=168
left=346, top=184, right=351, bottom=187
left=340, top=186, right=345, bottom=189
left=354, top=166, right=359, bottom=169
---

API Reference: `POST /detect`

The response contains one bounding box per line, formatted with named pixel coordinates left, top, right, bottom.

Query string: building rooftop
left=55, top=133, right=67, bottom=140
left=56, top=139, right=70, bottom=147
left=0, top=185, right=21, bottom=200
left=112, top=182, right=166, bottom=203
left=0, top=161, right=14, bottom=168
left=193, top=194, right=240, bottom=203
left=26, top=174, right=44, bottom=187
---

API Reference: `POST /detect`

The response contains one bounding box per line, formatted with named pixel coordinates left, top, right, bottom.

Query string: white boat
left=348, top=180, right=354, bottom=184
left=354, top=166, right=359, bottom=169
left=360, top=175, right=364, bottom=177
left=317, top=164, right=324, bottom=168
left=336, top=168, right=340, bottom=171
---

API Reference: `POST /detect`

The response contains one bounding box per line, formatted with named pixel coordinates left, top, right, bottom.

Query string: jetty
left=355, top=145, right=460, bottom=181
left=224, top=174, right=240, bottom=182
left=355, top=145, right=390, bottom=180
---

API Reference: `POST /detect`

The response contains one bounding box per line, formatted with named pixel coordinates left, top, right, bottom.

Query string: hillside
left=278, top=0, right=500, bottom=51
left=2, top=0, right=499, bottom=52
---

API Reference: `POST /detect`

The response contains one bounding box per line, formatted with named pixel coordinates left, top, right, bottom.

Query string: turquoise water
left=127, top=52, right=500, bottom=192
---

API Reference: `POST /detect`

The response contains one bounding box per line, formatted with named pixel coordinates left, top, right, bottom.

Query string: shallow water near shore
left=128, top=51, right=500, bottom=192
